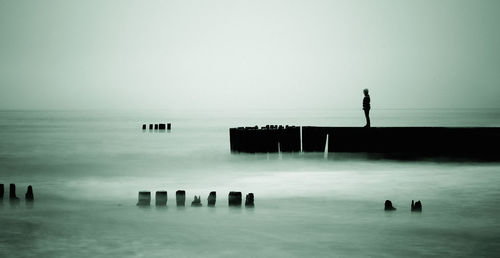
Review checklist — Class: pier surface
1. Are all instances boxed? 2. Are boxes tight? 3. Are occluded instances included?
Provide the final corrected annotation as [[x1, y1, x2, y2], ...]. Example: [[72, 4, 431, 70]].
[[230, 126, 500, 160]]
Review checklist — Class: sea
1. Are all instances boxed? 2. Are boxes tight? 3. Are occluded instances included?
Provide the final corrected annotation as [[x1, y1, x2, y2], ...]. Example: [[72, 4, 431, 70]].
[[0, 109, 499, 258]]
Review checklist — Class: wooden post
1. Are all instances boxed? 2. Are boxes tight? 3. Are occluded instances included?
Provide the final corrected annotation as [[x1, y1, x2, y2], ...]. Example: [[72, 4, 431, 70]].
[[25, 185, 34, 201], [155, 191, 167, 206], [176, 190, 186, 206], [207, 191, 216, 206], [137, 191, 151, 206], [228, 191, 242, 206]]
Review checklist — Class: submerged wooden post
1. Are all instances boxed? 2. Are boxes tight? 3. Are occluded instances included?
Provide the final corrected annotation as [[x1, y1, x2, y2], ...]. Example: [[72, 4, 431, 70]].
[[191, 195, 202, 207], [245, 193, 254, 207], [9, 184, 19, 202], [25, 185, 34, 202], [384, 200, 396, 211], [207, 191, 216, 206], [155, 191, 167, 206], [159, 124, 166, 130], [176, 190, 186, 206], [137, 191, 151, 206], [154, 124, 159, 130], [149, 124, 153, 130], [228, 191, 242, 206], [167, 123, 171, 130], [0, 184, 4, 200], [411, 200, 422, 212], [142, 124, 146, 130]]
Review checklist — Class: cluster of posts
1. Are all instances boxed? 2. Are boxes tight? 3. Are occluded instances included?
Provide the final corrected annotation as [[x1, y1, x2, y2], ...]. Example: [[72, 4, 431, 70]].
[[230, 125, 300, 153], [142, 123, 171, 131], [1, 184, 34, 204], [137, 190, 254, 207], [384, 200, 422, 212]]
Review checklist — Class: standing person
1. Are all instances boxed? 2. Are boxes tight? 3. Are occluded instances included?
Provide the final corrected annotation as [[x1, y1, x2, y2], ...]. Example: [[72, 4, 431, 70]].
[[363, 89, 371, 127]]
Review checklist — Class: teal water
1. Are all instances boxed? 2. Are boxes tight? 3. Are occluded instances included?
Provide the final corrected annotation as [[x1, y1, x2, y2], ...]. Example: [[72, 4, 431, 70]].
[[1, 109, 499, 257]]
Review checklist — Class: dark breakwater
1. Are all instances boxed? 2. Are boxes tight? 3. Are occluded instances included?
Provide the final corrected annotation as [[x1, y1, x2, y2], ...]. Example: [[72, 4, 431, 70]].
[[230, 126, 500, 161]]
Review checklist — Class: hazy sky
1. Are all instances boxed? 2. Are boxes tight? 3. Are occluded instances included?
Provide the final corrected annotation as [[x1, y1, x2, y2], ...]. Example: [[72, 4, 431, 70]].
[[1, 0, 499, 110]]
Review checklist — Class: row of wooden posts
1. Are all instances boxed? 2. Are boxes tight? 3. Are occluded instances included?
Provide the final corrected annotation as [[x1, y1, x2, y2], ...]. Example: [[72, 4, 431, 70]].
[[142, 123, 171, 130], [0, 184, 34, 202], [137, 190, 254, 207]]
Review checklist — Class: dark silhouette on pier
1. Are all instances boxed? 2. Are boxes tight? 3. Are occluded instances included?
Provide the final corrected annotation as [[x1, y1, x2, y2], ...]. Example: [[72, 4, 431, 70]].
[[384, 200, 396, 211], [363, 88, 371, 127]]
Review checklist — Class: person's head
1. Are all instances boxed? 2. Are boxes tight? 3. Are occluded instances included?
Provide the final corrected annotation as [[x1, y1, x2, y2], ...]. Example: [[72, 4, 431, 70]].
[[363, 88, 369, 96]]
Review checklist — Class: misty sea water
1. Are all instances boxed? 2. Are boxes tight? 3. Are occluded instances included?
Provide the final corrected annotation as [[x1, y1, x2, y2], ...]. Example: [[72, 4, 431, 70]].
[[0, 109, 499, 258]]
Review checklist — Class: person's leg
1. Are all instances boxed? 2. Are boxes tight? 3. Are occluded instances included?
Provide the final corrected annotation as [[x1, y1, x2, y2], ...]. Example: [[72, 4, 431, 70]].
[[364, 109, 371, 127]]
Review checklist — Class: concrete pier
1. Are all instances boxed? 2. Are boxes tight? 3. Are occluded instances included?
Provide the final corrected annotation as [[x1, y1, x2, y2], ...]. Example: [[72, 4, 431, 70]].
[[155, 191, 167, 206], [230, 126, 500, 160], [137, 191, 151, 206], [176, 190, 186, 206]]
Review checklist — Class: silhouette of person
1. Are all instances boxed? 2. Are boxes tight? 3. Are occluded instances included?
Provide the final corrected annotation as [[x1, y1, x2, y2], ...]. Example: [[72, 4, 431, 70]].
[[363, 89, 371, 127]]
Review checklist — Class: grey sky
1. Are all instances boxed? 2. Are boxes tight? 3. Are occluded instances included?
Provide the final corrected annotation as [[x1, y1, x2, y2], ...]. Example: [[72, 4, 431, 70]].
[[1, 0, 499, 110]]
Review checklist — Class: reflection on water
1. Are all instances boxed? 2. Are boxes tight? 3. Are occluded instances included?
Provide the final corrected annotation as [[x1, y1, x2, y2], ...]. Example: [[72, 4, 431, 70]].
[[0, 109, 499, 257]]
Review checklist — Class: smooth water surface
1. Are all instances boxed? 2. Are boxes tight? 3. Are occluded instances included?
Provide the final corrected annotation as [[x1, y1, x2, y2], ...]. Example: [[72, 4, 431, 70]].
[[1, 109, 499, 257]]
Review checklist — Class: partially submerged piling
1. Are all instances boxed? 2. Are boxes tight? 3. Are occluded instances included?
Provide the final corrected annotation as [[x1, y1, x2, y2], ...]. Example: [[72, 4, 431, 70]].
[[191, 196, 202, 207], [245, 193, 254, 207], [384, 200, 396, 211], [0, 184, 4, 201], [137, 191, 151, 206], [9, 184, 19, 202], [176, 190, 186, 206], [155, 191, 167, 206], [207, 191, 216, 206], [228, 192, 242, 206], [411, 200, 422, 212], [25, 185, 34, 202]]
